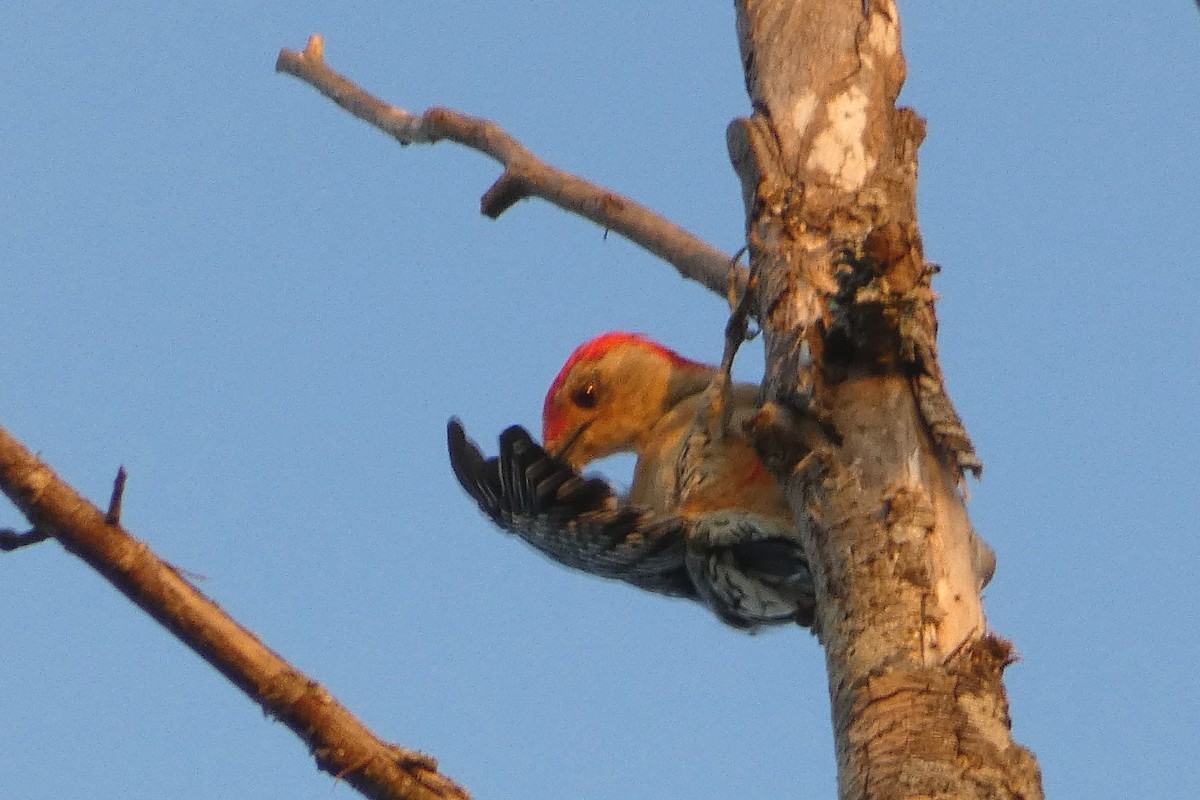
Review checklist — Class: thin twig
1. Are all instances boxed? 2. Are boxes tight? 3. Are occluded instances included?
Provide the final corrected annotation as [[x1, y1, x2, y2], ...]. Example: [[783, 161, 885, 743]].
[[106, 465, 127, 525], [275, 34, 747, 298], [0, 423, 468, 800], [0, 527, 51, 551], [707, 255, 759, 439]]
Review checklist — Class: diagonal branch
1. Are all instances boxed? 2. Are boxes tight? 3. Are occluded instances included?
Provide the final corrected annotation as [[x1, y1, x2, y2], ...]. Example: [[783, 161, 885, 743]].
[[0, 423, 469, 800], [275, 34, 745, 298]]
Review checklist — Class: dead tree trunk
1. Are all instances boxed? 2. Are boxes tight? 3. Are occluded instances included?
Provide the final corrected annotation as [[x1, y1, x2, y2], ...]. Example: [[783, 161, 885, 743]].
[[730, 2, 1044, 798]]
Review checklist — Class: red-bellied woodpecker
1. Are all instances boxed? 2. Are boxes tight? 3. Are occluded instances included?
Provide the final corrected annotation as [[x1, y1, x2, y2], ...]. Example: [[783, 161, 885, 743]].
[[448, 332, 815, 631]]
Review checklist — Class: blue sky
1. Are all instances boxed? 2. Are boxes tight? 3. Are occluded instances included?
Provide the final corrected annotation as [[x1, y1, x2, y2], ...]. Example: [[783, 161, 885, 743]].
[[3, 3, 1198, 798]]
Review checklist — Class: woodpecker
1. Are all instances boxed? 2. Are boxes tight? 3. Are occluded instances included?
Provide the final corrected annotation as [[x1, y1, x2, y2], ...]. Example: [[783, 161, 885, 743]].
[[448, 332, 815, 631]]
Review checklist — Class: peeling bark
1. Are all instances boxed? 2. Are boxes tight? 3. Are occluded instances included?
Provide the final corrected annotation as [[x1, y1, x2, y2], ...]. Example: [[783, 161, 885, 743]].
[[731, 2, 1042, 798]]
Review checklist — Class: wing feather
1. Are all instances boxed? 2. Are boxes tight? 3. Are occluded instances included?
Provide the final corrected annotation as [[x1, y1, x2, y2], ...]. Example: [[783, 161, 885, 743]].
[[448, 419, 696, 598]]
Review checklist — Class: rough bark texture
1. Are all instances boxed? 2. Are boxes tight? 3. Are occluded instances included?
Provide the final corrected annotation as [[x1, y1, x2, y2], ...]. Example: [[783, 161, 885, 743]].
[[730, 2, 1043, 798]]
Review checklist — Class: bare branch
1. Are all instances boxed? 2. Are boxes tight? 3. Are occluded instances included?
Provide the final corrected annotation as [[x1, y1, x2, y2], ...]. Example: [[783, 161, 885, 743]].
[[0, 423, 469, 800], [275, 34, 746, 298]]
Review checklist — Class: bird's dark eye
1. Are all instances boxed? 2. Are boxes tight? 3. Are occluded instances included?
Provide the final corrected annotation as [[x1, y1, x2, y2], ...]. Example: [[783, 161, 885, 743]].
[[572, 383, 598, 409]]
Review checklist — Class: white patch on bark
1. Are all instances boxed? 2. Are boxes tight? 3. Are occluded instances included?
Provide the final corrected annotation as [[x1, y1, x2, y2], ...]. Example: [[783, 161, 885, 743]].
[[806, 87, 874, 192], [791, 91, 818, 137], [904, 447, 923, 484], [798, 339, 812, 368], [958, 692, 1015, 750], [867, 2, 900, 59], [28, 465, 53, 498]]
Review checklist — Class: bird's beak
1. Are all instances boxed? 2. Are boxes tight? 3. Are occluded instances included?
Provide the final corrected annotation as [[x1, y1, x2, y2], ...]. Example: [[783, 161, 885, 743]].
[[548, 421, 590, 467]]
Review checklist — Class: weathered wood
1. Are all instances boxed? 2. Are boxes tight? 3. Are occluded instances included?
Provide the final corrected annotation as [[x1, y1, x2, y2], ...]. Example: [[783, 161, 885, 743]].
[[730, 2, 1042, 798]]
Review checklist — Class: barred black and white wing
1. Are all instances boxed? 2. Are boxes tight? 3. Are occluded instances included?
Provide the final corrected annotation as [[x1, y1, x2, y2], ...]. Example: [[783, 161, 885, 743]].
[[684, 512, 816, 630], [447, 419, 696, 598]]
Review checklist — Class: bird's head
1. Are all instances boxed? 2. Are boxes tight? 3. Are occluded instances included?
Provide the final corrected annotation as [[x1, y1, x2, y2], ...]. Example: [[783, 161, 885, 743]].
[[541, 332, 710, 469]]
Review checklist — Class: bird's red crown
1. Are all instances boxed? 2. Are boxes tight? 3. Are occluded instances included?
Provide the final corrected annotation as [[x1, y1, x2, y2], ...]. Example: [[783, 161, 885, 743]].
[[542, 332, 701, 445]]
